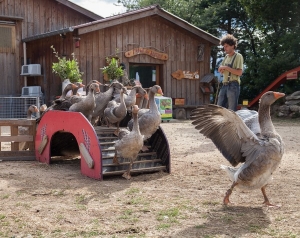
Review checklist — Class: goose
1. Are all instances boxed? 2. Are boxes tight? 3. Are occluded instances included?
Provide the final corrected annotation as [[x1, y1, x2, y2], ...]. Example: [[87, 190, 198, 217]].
[[91, 81, 124, 126], [113, 85, 148, 109], [69, 83, 100, 122], [39, 104, 48, 114], [19, 105, 39, 150], [73, 82, 85, 95], [113, 105, 144, 179], [103, 87, 127, 134], [236, 108, 260, 135], [85, 80, 102, 95], [36, 83, 78, 122], [54, 83, 78, 102], [190, 91, 285, 207], [128, 85, 163, 141]]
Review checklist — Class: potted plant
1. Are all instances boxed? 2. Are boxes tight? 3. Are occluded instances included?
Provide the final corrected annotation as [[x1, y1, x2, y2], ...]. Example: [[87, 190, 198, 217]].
[[51, 45, 83, 94], [101, 57, 124, 83]]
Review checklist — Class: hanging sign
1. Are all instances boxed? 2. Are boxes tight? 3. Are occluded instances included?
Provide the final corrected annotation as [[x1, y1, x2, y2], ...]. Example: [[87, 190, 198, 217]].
[[172, 70, 199, 80], [125, 47, 168, 60]]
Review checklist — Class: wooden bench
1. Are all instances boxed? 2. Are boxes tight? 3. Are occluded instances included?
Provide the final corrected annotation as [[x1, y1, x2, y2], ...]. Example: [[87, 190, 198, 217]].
[[172, 105, 198, 119]]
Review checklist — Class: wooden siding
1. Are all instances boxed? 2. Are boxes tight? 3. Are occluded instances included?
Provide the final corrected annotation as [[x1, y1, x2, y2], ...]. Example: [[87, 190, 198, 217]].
[[0, 0, 98, 96], [26, 15, 214, 106]]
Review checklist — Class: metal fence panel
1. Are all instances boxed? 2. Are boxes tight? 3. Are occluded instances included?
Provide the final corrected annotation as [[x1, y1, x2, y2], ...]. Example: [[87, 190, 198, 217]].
[[0, 96, 42, 119]]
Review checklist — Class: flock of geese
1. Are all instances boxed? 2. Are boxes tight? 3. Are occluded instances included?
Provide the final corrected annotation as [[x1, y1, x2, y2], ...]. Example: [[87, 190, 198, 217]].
[[31, 80, 163, 180], [25, 86, 286, 206]]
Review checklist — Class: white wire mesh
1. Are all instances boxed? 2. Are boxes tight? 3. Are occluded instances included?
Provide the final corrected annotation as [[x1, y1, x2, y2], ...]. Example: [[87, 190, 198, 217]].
[[0, 96, 42, 119]]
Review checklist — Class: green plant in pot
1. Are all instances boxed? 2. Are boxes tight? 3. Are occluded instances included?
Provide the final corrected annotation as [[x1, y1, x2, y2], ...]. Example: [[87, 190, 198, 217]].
[[101, 57, 124, 83], [51, 45, 84, 95], [51, 45, 83, 83]]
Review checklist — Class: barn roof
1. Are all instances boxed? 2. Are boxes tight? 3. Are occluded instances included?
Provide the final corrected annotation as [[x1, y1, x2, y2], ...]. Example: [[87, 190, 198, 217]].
[[55, 0, 103, 20], [23, 4, 220, 45]]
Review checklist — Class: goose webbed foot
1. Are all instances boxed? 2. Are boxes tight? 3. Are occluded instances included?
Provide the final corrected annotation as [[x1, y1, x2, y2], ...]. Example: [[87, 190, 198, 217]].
[[112, 154, 119, 165], [223, 188, 233, 205], [141, 145, 149, 152], [262, 200, 281, 208], [261, 186, 281, 208], [223, 182, 238, 205], [122, 161, 132, 180], [122, 170, 131, 180]]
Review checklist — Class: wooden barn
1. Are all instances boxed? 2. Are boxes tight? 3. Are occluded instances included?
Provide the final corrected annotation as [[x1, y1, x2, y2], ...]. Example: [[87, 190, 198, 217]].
[[1, 1, 219, 118]]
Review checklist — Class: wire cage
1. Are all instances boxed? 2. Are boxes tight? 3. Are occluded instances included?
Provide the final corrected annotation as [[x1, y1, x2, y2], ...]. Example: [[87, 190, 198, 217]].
[[0, 96, 43, 119]]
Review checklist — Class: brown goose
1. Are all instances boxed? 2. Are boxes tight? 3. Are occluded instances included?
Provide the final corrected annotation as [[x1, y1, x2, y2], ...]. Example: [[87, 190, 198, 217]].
[[69, 83, 100, 122], [91, 81, 124, 125], [113, 105, 144, 179], [114, 85, 148, 109], [54, 83, 78, 102], [103, 87, 127, 133], [85, 80, 101, 95], [19, 105, 39, 150], [190, 91, 285, 207], [128, 85, 163, 141]]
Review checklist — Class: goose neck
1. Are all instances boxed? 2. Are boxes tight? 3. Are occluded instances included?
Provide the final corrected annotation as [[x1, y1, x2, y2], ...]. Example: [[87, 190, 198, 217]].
[[258, 103, 275, 133]]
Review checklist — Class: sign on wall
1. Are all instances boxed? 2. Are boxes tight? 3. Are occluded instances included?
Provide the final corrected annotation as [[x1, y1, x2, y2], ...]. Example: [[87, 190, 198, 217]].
[[125, 47, 168, 60], [171, 70, 199, 80]]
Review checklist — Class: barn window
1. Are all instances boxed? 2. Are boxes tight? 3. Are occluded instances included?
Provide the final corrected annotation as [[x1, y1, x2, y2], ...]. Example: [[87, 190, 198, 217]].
[[0, 24, 15, 53], [129, 64, 161, 88]]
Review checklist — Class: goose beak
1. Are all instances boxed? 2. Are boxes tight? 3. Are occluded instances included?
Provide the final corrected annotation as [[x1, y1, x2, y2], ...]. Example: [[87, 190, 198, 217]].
[[274, 92, 285, 99], [144, 93, 149, 100], [157, 89, 164, 96]]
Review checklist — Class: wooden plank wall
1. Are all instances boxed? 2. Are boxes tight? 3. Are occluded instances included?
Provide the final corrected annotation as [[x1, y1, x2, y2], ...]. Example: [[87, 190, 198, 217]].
[[0, 0, 97, 97], [26, 15, 214, 106]]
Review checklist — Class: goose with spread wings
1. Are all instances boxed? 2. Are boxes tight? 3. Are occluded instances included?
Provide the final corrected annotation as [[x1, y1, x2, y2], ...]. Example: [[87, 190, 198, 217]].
[[190, 91, 285, 206]]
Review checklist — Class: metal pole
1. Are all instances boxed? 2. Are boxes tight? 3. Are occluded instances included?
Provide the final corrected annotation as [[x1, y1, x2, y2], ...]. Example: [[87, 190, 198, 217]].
[[23, 42, 27, 86]]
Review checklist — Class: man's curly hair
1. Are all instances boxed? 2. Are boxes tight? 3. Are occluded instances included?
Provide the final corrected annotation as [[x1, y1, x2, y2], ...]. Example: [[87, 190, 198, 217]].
[[220, 34, 238, 49]]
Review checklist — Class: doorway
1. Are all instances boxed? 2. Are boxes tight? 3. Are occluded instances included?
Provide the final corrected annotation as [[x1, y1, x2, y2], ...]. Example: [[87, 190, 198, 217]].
[[129, 63, 161, 88]]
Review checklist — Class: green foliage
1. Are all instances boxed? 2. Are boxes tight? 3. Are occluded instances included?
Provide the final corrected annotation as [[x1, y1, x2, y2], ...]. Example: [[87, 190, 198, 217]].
[[101, 57, 124, 81], [51, 45, 83, 83]]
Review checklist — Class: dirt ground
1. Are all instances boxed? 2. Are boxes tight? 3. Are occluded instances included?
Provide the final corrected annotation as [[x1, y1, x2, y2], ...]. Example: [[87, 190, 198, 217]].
[[0, 118, 300, 238]]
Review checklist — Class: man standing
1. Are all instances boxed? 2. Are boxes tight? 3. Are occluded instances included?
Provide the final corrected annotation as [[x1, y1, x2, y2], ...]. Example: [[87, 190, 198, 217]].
[[217, 34, 243, 111]]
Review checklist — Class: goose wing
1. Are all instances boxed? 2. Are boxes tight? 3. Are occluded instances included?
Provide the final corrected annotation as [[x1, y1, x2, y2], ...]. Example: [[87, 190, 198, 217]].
[[190, 104, 262, 166]]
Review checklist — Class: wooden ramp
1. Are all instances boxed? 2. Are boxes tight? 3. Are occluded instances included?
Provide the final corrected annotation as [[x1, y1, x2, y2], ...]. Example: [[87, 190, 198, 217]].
[[35, 110, 170, 180]]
